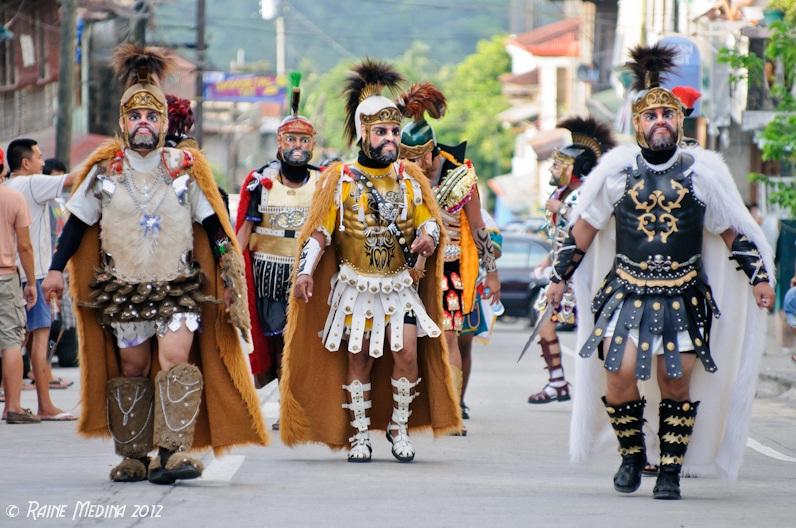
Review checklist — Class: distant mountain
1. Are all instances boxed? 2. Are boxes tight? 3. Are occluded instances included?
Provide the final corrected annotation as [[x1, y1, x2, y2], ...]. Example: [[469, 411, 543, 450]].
[[151, 0, 509, 72]]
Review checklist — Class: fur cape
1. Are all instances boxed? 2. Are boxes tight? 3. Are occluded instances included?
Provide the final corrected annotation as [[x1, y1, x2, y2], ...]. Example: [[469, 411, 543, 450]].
[[279, 161, 462, 449], [69, 139, 268, 454], [568, 143, 773, 480], [235, 168, 273, 379]]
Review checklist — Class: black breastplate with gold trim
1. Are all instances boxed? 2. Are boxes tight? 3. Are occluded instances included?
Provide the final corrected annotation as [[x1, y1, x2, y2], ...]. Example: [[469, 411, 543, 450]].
[[614, 153, 705, 286]]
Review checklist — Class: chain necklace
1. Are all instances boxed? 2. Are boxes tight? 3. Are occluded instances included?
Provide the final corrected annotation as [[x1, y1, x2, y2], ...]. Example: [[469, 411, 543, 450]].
[[122, 164, 171, 238]]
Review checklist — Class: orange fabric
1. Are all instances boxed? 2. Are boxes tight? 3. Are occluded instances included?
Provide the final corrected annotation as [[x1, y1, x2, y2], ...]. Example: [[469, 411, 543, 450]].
[[279, 161, 461, 449], [458, 209, 479, 314], [68, 139, 268, 455]]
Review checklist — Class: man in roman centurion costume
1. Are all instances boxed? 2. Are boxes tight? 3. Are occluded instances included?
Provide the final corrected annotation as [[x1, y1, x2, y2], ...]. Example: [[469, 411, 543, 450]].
[[280, 60, 460, 463], [235, 73, 320, 416], [526, 117, 615, 405], [547, 44, 775, 500], [397, 82, 501, 427], [42, 45, 267, 484]]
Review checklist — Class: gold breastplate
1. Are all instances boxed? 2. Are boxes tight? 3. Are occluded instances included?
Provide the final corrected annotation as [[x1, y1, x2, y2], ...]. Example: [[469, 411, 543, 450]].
[[249, 172, 317, 258], [335, 167, 415, 275]]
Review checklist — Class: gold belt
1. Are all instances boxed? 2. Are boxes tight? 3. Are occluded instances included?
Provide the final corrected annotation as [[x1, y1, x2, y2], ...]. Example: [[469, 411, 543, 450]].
[[617, 268, 698, 288]]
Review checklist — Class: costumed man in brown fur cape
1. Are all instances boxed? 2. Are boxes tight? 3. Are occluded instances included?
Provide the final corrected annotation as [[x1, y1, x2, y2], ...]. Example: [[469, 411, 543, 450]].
[[42, 45, 268, 485], [280, 60, 461, 463]]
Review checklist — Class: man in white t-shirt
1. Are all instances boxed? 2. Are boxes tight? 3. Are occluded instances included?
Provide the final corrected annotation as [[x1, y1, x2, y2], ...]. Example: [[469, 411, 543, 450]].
[[5, 138, 75, 421]]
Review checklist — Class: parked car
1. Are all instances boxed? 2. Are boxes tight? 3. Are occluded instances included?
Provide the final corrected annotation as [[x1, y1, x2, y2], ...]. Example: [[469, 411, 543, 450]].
[[497, 232, 551, 325]]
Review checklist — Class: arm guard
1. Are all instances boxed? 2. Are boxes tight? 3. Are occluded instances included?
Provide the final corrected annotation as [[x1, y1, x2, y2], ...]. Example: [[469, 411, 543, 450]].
[[202, 214, 234, 285], [474, 226, 498, 273], [50, 215, 89, 272], [418, 219, 440, 248], [297, 236, 323, 277], [551, 227, 586, 283], [729, 234, 769, 285]]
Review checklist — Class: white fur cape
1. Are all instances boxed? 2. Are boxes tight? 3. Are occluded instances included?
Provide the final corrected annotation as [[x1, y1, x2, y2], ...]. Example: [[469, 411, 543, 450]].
[[568, 143, 773, 481]]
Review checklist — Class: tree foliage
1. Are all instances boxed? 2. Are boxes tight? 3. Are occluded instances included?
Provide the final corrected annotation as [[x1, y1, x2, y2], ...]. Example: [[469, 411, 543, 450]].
[[720, 18, 796, 216]]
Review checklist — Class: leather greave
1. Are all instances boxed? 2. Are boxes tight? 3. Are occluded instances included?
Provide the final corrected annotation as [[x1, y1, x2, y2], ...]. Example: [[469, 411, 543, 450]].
[[390, 377, 421, 432], [658, 399, 699, 471], [603, 397, 646, 459], [153, 363, 203, 452], [107, 377, 154, 458], [342, 380, 372, 451]]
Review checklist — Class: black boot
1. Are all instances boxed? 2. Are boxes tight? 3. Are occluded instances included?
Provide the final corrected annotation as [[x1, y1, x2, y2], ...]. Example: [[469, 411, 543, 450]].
[[604, 397, 646, 494], [653, 399, 699, 500]]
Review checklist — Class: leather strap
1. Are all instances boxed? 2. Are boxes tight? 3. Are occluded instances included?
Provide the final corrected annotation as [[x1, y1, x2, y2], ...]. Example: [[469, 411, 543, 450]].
[[348, 166, 416, 268]]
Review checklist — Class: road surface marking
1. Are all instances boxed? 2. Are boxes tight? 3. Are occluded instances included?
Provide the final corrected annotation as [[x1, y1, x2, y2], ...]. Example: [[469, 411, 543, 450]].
[[200, 455, 246, 482], [746, 437, 796, 463], [561, 344, 796, 464]]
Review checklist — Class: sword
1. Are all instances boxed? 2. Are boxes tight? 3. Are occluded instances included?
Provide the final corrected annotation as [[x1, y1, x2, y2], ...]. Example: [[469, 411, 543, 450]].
[[517, 303, 552, 363]]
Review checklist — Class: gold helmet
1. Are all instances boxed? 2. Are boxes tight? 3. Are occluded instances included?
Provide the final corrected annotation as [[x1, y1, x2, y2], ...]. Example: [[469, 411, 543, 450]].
[[111, 44, 172, 149], [343, 59, 404, 158], [625, 44, 684, 148]]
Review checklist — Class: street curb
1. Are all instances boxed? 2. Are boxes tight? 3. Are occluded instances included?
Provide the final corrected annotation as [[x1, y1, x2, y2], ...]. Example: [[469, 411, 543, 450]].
[[759, 369, 796, 391]]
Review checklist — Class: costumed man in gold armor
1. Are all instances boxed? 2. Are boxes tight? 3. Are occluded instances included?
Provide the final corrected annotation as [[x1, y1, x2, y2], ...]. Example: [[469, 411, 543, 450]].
[[280, 60, 461, 463], [42, 45, 267, 485], [397, 82, 501, 430], [236, 73, 320, 431]]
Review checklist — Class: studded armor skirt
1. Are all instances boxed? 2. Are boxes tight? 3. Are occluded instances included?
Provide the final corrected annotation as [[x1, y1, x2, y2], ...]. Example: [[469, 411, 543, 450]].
[[83, 264, 219, 328], [579, 267, 720, 380]]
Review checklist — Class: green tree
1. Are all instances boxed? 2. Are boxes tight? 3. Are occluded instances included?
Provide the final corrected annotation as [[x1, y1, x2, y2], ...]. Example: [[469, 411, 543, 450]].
[[720, 19, 796, 215], [435, 35, 513, 180]]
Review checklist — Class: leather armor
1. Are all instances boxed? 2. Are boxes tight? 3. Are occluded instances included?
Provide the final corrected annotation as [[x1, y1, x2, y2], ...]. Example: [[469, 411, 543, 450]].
[[579, 153, 720, 379]]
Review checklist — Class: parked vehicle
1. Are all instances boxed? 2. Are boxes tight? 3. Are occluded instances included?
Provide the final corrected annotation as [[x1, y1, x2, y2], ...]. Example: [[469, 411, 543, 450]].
[[497, 233, 551, 325]]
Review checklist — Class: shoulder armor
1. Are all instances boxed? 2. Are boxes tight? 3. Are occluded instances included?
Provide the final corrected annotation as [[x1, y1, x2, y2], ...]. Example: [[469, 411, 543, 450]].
[[435, 162, 477, 213], [162, 147, 194, 179]]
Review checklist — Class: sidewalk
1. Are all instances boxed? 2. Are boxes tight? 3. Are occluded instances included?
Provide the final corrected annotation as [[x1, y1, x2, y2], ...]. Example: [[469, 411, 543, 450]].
[[759, 313, 796, 398]]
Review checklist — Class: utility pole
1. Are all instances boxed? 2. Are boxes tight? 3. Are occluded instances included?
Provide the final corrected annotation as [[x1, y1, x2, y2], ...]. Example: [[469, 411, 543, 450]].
[[132, 1, 148, 45], [194, 0, 206, 146], [55, 0, 77, 165]]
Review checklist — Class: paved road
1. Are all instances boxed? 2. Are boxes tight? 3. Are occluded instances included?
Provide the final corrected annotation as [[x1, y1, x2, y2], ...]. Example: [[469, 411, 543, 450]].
[[1, 321, 794, 527]]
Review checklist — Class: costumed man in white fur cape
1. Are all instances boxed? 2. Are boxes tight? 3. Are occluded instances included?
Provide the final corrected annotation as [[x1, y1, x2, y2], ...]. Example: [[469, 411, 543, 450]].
[[546, 43, 775, 501]]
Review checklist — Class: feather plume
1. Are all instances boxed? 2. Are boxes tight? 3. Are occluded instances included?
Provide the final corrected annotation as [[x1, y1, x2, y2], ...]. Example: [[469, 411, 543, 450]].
[[288, 71, 302, 117], [343, 59, 404, 146], [111, 43, 172, 89], [166, 94, 194, 137], [557, 116, 616, 156], [397, 82, 447, 122], [672, 86, 701, 109], [625, 44, 678, 92]]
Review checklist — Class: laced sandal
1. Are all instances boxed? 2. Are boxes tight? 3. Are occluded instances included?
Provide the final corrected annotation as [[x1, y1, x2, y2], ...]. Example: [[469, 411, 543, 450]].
[[347, 431, 372, 463], [527, 382, 571, 404]]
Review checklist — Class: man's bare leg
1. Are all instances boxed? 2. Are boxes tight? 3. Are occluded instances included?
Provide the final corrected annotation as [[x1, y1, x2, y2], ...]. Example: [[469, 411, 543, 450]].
[[2, 348, 29, 418], [30, 327, 66, 417], [458, 333, 473, 418]]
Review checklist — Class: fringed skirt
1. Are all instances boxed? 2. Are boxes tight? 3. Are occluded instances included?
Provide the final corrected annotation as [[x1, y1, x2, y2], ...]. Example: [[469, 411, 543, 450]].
[[579, 269, 720, 380], [321, 264, 441, 357]]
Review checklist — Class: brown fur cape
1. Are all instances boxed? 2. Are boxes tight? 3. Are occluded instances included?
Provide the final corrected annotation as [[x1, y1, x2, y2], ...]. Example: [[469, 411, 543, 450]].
[[68, 139, 268, 454], [279, 161, 462, 449]]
